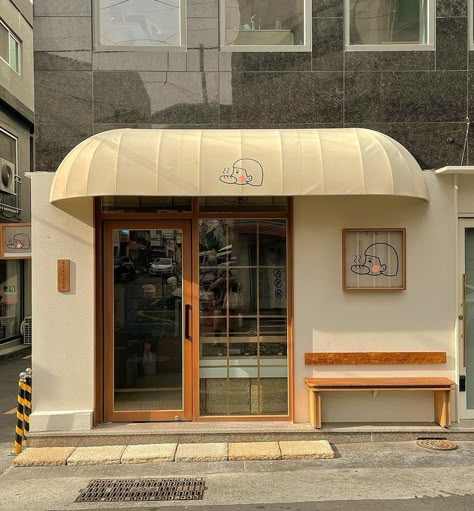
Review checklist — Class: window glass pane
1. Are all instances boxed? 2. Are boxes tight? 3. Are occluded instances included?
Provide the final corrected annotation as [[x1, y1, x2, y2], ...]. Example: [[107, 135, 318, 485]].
[[199, 219, 288, 416], [199, 196, 288, 213], [0, 260, 21, 341], [0, 130, 17, 165], [223, 0, 306, 47], [102, 196, 192, 213], [350, 0, 427, 46], [9, 35, 19, 72], [98, 0, 182, 47], [0, 23, 8, 62]]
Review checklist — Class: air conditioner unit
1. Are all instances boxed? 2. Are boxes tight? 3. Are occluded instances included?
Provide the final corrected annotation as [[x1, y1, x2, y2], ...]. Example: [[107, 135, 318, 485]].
[[0, 158, 15, 195], [21, 316, 32, 345]]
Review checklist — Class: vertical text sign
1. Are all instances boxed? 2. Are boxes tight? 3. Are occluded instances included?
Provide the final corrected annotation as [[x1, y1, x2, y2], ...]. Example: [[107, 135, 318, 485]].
[[57, 259, 71, 292]]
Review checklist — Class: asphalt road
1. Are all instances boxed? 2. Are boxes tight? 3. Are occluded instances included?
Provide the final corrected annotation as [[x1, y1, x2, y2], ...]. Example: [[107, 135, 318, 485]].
[[74, 498, 474, 511]]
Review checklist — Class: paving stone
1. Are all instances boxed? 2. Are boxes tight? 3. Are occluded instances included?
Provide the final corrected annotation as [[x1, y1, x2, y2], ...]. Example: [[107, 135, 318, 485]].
[[67, 446, 125, 465], [13, 447, 75, 467], [279, 440, 335, 460], [228, 442, 281, 461], [121, 443, 177, 464], [175, 443, 228, 462]]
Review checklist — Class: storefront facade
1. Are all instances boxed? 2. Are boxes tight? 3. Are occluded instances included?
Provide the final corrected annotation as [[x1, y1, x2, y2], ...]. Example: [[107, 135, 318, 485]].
[[31, 0, 474, 431]]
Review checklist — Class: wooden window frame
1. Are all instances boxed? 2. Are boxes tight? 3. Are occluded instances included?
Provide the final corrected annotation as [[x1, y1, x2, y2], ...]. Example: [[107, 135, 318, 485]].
[[94, 197, 294, 425]]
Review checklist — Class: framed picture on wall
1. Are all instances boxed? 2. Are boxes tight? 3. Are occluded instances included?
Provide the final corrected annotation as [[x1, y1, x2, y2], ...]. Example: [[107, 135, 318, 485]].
[[343, 228, 406, 291]]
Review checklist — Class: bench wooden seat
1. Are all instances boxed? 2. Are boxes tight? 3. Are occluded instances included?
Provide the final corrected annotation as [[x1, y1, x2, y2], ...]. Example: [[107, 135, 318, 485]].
[[305, 377, 455, 429]]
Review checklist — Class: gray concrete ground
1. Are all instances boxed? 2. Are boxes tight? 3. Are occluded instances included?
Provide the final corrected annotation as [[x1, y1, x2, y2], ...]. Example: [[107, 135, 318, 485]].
[[0, 354, 31, 475], [0, 441, 473, 511]]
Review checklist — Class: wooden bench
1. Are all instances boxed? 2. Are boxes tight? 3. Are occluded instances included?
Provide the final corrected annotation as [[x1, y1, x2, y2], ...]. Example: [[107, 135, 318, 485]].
[[305, 377, 456, 429]]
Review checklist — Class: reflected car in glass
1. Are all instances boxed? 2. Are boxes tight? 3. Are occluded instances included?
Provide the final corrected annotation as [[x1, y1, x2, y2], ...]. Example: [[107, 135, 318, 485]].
[[149, 257, 174, 276]]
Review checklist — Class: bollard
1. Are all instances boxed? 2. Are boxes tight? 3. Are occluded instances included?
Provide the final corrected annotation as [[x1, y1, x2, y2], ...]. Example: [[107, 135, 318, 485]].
[[12, 372, 27, 455], [22, 370, 32, 448]]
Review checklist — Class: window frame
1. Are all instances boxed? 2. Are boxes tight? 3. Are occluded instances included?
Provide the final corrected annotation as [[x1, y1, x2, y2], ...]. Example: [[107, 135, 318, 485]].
[[344, 0, 436, 52], [0, 19, 21, 74], [219, 0, 312, 53], [469, 0, 474, 50], [93, 0, 187, 52], [0, 127, 19, 169]]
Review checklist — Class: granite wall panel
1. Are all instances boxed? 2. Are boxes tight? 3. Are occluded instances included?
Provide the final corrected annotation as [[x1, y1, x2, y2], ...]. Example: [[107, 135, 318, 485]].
[[33, 0, 474, 170]]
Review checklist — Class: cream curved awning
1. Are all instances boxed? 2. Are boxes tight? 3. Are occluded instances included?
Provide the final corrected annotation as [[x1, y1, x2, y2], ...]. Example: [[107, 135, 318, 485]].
[[50, 128, 429, 203]]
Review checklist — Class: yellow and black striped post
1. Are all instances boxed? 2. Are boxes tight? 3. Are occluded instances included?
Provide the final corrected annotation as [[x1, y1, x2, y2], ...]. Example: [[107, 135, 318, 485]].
[[22, 369, 32, 448], [12, 372, 26, 455]]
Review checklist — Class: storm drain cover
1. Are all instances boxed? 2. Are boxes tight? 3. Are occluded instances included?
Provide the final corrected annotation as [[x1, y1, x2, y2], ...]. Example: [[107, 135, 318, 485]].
[[416, 439, 458, 451], [76, 478, 206, 502]]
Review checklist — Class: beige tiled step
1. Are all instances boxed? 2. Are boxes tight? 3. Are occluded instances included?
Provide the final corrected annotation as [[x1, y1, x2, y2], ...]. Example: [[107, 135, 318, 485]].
[[13, 440, 334, 467]]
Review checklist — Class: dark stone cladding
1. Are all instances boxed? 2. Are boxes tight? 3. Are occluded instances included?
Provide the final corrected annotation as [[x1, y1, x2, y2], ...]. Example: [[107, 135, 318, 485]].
[[33, 0, 472, 171]]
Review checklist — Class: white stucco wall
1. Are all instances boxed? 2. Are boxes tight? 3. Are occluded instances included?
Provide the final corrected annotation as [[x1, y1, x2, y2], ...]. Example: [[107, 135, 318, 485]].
[[293, 173, 457, 423], [30, 173, 95, 431], [29, 170, 458, 430]]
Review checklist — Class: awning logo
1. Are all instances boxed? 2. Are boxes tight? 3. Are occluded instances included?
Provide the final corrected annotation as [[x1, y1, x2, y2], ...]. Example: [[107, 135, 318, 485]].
[[220, 159, 264, 187]]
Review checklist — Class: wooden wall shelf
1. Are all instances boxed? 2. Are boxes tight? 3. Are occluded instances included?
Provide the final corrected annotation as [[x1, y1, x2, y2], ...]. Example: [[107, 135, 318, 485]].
[[304, 352, 447, 365]]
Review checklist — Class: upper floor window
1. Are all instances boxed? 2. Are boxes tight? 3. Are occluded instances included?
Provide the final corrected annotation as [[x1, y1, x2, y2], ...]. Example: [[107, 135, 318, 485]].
[[0, 20, 20, 73], [345, 0, 435, 51], [95, 0, 186, 50], [220, 0, 311, 52]]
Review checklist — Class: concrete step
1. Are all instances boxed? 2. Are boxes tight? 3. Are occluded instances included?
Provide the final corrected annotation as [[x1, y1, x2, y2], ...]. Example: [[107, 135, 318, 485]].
[[27, 422, 474, 448], [0, 339, 30, 361]]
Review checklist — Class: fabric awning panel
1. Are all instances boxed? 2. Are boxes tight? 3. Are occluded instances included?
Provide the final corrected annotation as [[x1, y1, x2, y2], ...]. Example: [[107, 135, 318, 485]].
[[50, 128, 429, 203]]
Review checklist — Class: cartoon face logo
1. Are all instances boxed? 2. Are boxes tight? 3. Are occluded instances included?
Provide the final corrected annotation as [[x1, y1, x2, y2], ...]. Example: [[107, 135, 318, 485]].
[[351, 243, 399, 277], [220, 159, 264, 187], [6, 233, 30, 251]]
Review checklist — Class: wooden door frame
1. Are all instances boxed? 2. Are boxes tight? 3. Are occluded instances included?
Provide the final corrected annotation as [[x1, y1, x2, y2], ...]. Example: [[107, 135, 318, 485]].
[[458, 219, 474, 420], [94, 198, 295, 425], [102, 219, 193, 422]]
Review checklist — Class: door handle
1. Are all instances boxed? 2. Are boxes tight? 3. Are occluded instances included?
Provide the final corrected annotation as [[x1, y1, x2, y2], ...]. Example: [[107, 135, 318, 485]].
[[185, 304, 192, 340]]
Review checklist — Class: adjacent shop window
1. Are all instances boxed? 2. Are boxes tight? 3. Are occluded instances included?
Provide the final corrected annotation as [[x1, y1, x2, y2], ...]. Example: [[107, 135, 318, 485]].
[[345, 0, 434, 51], [199, 219, 288, 416], [0, 19, 20, 73], [0, 260, 22, 341], [95, 0, 186, 49], [220, 0, 311, 51]]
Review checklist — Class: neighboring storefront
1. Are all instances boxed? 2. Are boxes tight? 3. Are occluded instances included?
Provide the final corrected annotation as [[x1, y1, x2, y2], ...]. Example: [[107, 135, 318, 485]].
[[29, 127, 473, 431]]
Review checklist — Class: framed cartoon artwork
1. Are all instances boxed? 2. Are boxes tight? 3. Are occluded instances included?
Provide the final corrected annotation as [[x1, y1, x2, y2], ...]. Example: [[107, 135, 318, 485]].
[[342, 228, 406, 291], [0, 223, 31, 259]]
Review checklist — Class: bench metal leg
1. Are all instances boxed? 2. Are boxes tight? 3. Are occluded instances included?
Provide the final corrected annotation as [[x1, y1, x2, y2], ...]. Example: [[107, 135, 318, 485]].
[[308, 389, 321, 429], [434, 390, 451, 428]]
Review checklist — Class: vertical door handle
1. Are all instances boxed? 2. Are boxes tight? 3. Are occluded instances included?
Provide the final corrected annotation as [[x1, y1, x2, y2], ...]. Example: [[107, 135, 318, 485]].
[[185, 304, 192, 340], [462, 273, 467, 367]]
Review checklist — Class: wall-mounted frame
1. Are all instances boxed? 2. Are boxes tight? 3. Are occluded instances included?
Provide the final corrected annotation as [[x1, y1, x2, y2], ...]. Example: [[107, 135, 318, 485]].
[[342, 228, 406, 291], [0, 223, 31, 259]]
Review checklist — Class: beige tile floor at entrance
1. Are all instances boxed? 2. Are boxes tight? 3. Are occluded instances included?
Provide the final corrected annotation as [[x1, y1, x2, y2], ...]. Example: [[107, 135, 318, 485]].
[[12, 440, 335, 466]]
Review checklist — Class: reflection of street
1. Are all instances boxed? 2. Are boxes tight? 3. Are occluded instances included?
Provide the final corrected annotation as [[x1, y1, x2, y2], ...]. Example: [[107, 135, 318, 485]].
[[113, 228, 184, 412]]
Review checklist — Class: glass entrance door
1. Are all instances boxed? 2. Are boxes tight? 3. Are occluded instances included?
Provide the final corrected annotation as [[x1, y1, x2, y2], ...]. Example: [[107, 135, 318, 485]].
[[459, 220, 474, 419], [104, 221, 192, 421]]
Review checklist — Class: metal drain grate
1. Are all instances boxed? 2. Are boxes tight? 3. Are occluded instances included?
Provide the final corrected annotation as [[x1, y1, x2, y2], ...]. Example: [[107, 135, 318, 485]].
[[416, 439, 458, 451], [76, 478, 206, 502]]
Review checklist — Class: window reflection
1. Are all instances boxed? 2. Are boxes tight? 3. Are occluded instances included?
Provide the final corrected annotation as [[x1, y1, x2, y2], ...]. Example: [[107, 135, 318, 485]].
[[222, 0, 306, 48], [199, 219, 288, 416], [98, 0, 183, 47], [350, 0, 428, 46]]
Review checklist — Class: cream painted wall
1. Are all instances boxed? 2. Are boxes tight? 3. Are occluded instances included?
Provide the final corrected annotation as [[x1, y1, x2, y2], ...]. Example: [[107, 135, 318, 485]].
[[457, 175, 474, 215], [30, 173, 95, 431], [293, 173, 457, 423]]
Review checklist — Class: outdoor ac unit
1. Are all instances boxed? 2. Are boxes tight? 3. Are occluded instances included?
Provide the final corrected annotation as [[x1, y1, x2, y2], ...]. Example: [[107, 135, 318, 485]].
[[0, 158, 15, 195], [21, 316, 32, 345]]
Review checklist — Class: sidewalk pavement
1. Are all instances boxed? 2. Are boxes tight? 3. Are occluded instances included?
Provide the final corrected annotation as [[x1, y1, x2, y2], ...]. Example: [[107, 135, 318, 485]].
[[0, 441, 473, 511]]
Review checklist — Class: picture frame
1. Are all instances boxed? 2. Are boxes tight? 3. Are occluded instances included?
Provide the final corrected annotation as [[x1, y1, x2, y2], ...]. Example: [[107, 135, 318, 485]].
[[342, 228, 406, 291], [0, 223, 31, 259]]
